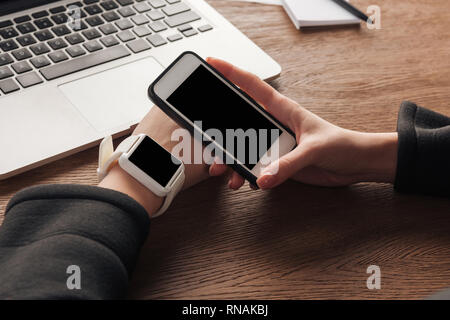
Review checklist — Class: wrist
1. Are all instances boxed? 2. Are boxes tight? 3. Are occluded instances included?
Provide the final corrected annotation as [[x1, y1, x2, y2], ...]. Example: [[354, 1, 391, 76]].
[[99, 163, 164, 218], [350, 131, 398, 183]]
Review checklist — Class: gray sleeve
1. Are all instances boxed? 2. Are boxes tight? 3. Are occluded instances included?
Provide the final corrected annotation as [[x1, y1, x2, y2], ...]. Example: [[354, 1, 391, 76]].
[[0, 184, 150, 299]]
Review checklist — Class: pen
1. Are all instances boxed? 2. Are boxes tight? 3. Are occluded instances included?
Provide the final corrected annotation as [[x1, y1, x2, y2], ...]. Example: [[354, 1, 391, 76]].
[[332, 0, 373, 24]]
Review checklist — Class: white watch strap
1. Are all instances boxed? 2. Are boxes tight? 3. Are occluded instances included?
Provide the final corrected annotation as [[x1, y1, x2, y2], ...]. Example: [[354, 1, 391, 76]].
[[152, 170, 185, 218], [97, 135, 184, 218], [97, 135, 140, 181]]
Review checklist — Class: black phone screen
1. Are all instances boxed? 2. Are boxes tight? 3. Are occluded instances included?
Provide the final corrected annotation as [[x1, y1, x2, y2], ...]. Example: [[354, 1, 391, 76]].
[[167, 64, 280, 169]]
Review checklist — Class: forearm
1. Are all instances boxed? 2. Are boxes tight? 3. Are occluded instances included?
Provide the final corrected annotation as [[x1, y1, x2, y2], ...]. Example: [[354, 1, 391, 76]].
[[349, 131, 399, 184]]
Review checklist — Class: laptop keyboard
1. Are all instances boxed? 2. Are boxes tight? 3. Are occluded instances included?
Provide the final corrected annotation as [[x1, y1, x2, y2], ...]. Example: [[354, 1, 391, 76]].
[[0, 0, 213, 95]]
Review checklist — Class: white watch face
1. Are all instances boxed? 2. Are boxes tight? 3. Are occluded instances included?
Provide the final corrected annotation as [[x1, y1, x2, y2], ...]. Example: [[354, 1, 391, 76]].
[[119, 135, 184, 197]]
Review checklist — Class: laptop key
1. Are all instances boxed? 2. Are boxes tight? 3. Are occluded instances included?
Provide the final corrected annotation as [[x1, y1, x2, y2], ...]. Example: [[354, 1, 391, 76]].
[[84, 40, 103, 52], [35, 18, 54, 29], [164, 11, 200, 28], [12, 61, 32, 74], [14, 15, 32, 24], [149, 21, 167, 32], [82, 28, 101, 40], [166, 0, 181, 3], [0, 53, 13, 66], [117, 30, 136, 42], [183, 28, 198, 37], [162, 3, 190, 16], [16, 23, 37, 34], [0, 20, 12, 28], [127, 39, 151, 53], [146, 33, 167, 47], [30, 56, 51, 68], [49, 6, 66, 14], [17, 34, 37, 46], [32, 11, 49, 19], [0, 27, 19, 39], [52, 25, 71, 36], [134, 2, 152, 13], [117, 0, 134, 6], [149, 0, 166, 8], [0, 66, 13, 80], [100, 0, 119, 11], [40, 45, 131, 80], [0, 40, 19, 52], [67, 1, 83, 7], [102, 11, 120, 22], [51, 13, 69, 24], [85, 5, 103, 15], [0, 79, 20, 94], [34, 30, 54, 41], [167, 33, 182, 42], [66, 33, 85, 45], [69, 21, 88, 31], [198, 24, 213, 32], [100, 23, 118, 35], [115, 19, 133, 30], [66, 45, 86, 57], [100, 35, 120, 47], [131, 14, 149, 25], [30, 43, 51, 55], [133, 25, 152, 37], [147, 10, 165, 21], [16, 72, 44, 88], [118, 7, 136, 17], [12, 48, 32, 61], [86, 16, 104, 27], [177, 24, 192, 32], [48, 50, 69, 63], [48, 38, 68, 50]]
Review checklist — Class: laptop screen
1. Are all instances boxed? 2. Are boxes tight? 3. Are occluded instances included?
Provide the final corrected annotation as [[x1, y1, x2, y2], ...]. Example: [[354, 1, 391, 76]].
[[0, 0, 60, 16]]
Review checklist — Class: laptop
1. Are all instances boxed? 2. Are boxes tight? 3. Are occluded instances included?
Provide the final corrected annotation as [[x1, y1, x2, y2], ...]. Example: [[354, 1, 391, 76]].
[[0, 0, 281, 180]]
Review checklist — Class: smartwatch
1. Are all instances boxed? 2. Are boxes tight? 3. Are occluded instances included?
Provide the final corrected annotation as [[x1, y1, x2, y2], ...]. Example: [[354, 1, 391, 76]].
[[97, 134, 185, 218]]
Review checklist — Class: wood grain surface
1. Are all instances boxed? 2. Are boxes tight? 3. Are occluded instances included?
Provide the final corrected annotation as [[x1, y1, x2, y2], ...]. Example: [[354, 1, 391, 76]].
[[1, 0, 450, 299]]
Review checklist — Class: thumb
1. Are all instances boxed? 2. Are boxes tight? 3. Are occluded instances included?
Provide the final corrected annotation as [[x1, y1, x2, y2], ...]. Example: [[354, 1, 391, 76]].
[[257, 146, 310, 189]]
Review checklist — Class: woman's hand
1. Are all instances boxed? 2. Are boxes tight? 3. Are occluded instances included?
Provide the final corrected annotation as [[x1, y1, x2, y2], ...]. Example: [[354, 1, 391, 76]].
[[207, 58, 398, 190]]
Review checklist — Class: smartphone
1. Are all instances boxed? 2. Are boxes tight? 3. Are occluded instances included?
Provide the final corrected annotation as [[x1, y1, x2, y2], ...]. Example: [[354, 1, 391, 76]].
[[148, 51, 296, 186]]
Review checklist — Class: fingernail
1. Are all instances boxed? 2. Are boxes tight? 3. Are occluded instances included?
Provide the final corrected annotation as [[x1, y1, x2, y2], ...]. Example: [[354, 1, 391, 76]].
[[257, 174, 276, 189]]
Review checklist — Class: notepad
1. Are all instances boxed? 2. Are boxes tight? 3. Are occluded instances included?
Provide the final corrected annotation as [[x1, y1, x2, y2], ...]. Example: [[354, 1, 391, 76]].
[[281, 0, 360, 29]]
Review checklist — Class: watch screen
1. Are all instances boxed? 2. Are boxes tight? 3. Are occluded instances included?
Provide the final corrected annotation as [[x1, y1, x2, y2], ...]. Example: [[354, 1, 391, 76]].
[[129, 136, 181, 187]]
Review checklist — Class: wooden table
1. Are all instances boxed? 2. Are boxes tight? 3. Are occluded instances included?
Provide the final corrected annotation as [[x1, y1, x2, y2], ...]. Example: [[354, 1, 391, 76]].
[[1, 0, 450, 299]]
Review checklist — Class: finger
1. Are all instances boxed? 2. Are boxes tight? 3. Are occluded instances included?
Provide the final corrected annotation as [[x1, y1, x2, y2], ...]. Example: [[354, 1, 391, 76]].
[[256, 146, 311, 189], [206, 57, 297, 126], [228, 171, 245, 190], [209, 162, 228, 176]]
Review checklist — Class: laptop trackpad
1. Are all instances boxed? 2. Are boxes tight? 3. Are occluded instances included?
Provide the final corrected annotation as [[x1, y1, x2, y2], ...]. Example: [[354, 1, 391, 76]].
[[59, 56, 164, 133]]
